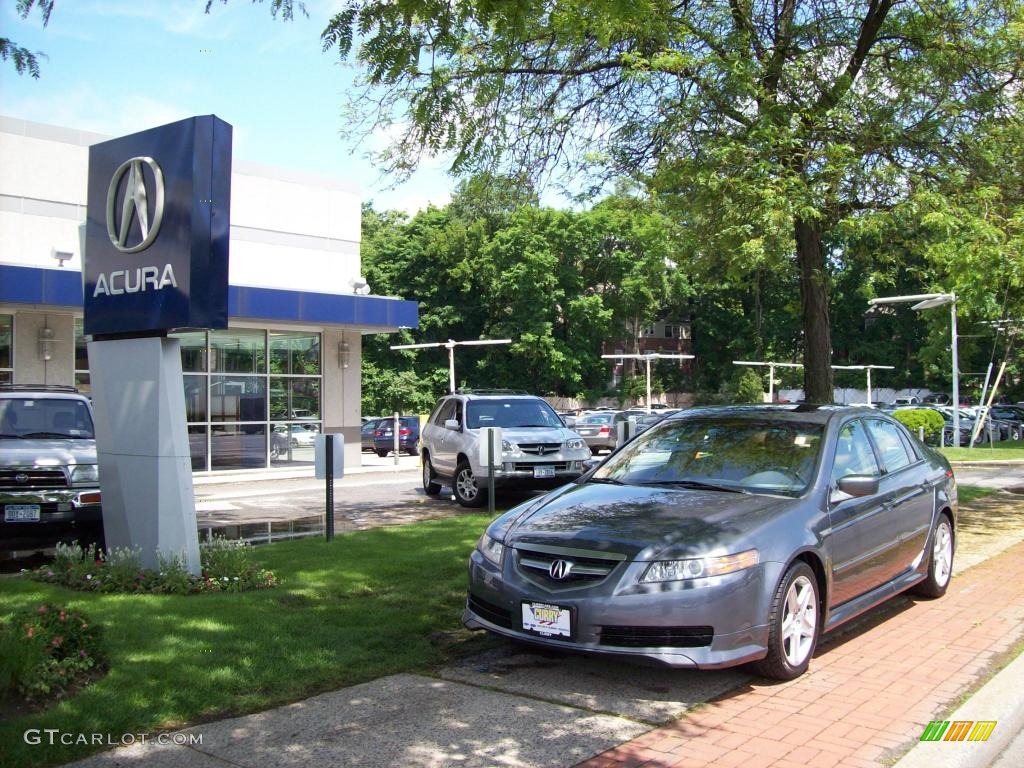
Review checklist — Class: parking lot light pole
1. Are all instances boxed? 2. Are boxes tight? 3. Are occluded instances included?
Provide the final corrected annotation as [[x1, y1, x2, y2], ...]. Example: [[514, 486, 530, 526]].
[[732, 360, 804, 402], [830, 364, 895, 405], [390, 338, 513, 394], [868, 293, 959, 446], [602, 353, 695, 411]]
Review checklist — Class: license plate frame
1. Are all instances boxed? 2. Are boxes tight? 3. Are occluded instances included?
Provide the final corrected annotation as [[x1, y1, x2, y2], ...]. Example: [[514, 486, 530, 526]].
[[533, 465, 556, 479], [4, 504, 41, 522], [521, 600, 574, 639]]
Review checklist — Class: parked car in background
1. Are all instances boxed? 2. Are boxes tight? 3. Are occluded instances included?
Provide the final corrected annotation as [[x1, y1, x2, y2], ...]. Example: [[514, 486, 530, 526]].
[[361, 418, 383, 453], [373, 415, 421, 457], [923, 393, 951, 406], [989, 406, 1024, 440], [421, 392, 590, 507], [270, 423, 317, 459], [574, 411, 627, 453], [1, 385, 104, 552], [464, 405, 957, 680], [893, 395, 921, 406]]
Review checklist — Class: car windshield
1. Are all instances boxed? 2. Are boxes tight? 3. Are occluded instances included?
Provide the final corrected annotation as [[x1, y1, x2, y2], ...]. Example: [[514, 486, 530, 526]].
[[466, 399, 564, 429], [591, 417, 824, 496], [0, 398, 95, 439]]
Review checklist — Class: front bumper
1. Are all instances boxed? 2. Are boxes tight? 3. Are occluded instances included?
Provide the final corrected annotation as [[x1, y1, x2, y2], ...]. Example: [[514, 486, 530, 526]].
[[484, 464, 586, 489], [1, 489, 103, 550], [464, 547, 780, 669]]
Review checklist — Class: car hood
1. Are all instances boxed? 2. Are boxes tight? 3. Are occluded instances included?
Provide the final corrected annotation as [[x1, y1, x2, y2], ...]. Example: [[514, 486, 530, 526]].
[[499, 427, 577, 443], [0, 438, 97, 467], [503, 481, 795, 560]]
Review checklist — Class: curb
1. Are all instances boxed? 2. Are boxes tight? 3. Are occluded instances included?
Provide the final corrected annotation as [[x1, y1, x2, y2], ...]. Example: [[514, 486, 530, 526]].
[[892, 648, 1024, 768]]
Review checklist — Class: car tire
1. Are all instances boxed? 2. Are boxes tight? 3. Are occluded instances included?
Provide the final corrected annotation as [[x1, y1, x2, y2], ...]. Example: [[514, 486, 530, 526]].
[[422, 455, 442, 496], [375, 449, 389, 458], [453, 460, 487, 508], [912, 515, 954, 598], [751, 561, 820, 681]]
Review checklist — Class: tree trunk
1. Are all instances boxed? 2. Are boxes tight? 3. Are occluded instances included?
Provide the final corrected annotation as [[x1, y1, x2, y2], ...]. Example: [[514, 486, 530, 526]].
[[795, 217, 833, 402]]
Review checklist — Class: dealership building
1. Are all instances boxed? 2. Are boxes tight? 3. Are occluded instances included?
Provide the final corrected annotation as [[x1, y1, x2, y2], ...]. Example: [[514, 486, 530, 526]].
[[0, 115, 418, 474]]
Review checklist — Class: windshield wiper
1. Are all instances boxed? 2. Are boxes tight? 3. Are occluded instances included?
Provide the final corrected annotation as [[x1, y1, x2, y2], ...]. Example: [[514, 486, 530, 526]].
[[587, 476, 625, 485], [640, 479, 746, 494], [20, 431, 76, 439]]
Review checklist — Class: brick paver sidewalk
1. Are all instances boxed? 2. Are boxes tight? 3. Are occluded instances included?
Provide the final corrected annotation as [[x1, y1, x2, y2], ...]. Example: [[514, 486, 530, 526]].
[[579, 539, 1024, 768]]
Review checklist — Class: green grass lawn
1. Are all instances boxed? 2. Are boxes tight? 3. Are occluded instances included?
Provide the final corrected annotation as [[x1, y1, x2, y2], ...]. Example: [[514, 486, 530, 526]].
[[940, 441, 1024, 462], [0, 513, 495, 768], [957, 485, 999, 504]]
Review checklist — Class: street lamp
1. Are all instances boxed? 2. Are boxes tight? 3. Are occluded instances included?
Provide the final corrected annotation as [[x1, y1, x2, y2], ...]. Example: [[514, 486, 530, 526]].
[[732, 360, 803, 403], [389, 338, 512, 394], [602, 353, 694, 411], [830, 365, 895, 405], [867, 293, 959, 446]]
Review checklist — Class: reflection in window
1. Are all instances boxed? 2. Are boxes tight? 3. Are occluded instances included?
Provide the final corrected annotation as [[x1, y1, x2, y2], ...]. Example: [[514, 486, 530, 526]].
[[1, 314, 12, 383], [183, 375, 208, 422], [176, 331, 208, 373], [270, 332, 320, 375], [269, 377, 321, 421], [210, 376, 266, 422], [211, 329, 265, 374], [188, 426, 208, 472], [270, 422, 317, 466], [211, 424, 267, 470]]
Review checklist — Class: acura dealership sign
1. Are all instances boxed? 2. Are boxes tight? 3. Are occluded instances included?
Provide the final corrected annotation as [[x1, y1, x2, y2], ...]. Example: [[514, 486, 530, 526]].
[[84, 115, 232, 336]]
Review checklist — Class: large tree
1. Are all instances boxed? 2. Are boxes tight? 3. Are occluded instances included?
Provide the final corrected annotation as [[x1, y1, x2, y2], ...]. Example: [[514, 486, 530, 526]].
[[323, 0, 1022, 401]]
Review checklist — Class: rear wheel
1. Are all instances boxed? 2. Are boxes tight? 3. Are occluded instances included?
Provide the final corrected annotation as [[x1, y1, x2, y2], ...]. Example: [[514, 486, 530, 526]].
[[375, 449, 388, 458], [453, 460, 486, 508], [422, 456, 442, 496], [751, 561, 819, 681], [912, 515, 954, 598]]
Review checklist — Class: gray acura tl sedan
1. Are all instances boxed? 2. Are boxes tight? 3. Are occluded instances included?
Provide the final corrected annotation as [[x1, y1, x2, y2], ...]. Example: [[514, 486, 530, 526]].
[[463, 405, 957, 680]]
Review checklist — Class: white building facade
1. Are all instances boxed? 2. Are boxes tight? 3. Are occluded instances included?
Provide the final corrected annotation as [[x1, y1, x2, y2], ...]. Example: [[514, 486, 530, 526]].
[[0, 116, 417, 473]]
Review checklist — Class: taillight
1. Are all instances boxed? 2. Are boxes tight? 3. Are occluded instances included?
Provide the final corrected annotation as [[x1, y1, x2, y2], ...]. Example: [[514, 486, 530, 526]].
[[399, 427, 411, 436], [599, 426, 611, 435], [374, 429, 384, 437]]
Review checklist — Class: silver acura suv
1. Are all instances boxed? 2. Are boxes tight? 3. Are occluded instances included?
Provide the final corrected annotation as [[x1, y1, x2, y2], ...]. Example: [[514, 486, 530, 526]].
[[421, 392, 591, 507]]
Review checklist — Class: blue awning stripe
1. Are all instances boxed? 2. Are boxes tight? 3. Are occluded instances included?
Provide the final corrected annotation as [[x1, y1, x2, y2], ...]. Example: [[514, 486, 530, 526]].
[[0, 265, 419, 330]]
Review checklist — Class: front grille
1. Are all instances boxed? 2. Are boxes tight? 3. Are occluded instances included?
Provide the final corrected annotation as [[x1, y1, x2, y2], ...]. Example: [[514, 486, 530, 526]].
[[511, 462, 570, 472], [598, 625, 714, 648], [518, 443, 562, 456], [514, 545, 623, 589], [0, 468, 68, 491], [467, 593, 514, 629]]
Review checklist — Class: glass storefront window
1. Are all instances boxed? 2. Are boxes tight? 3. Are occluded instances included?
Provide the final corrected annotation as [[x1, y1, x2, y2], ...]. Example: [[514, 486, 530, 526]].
[[210, 375, 266, 423], [270, 331, 320, 376], [270, 422, 317, 466], [177, 332, 209, 373], [1, 314, 13, 379], [212, 329, 265, 374], [211, 424, 267, 470], [73, 319, 90, 394], [269, 377, 321, 421], [188, 426, 208, 472], [184, 375, 208, 422]]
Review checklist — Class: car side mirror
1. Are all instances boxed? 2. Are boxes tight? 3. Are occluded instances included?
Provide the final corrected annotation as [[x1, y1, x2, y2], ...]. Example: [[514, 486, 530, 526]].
[[444, 419, 460, 430], [835, 475, 880, 498]]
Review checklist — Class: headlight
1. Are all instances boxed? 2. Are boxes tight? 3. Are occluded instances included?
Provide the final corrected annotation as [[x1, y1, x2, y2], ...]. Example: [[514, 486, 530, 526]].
[[641, 549, 759, 583], [70, 464, 99, 484], [477, 533, 505, 567], [564, 438, 586, 450]]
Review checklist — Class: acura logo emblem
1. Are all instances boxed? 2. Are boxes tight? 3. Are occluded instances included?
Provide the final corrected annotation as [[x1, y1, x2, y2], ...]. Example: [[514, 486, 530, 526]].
[[15, 473, 29, 484], [106, 156, 165, 253], [549, 560, 574, 580]]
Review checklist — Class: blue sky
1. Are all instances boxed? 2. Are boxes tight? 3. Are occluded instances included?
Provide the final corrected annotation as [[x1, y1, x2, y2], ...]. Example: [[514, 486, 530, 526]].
[[1, 0, 456, 214]]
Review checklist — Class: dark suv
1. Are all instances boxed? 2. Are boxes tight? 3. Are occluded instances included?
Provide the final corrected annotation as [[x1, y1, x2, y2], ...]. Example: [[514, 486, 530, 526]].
[[0, 386, 104, 552], [373, 416, 421, 457]]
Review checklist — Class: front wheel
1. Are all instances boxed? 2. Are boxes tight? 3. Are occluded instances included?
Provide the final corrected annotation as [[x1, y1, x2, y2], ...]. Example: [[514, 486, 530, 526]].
[[912, 516, 954, 598], [751, 561, 820, 681], [453, 461, 487, 508], [422, 456, 442, 496]]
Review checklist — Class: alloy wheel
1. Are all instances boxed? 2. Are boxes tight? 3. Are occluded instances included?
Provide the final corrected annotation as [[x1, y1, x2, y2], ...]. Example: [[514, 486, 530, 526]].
[[782, 575, 817, 667], [933, 521, 953, 588]]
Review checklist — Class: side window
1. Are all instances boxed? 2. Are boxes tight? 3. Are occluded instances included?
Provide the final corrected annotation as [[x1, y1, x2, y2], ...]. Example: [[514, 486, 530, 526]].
[[433, 400, 455, 426], [831, 421, 880, 483], [866, 419, 913, 473]]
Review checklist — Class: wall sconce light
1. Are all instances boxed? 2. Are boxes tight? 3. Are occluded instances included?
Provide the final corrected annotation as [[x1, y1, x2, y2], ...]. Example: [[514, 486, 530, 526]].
[[338, 340, 350, 369], [38, 326, 55, 361]]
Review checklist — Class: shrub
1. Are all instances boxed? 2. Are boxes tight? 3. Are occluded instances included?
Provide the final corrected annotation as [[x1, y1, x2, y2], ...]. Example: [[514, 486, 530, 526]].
[[735, 368, 766, 404], [892, 408, 946, 439], [0, 605, 105, 703]]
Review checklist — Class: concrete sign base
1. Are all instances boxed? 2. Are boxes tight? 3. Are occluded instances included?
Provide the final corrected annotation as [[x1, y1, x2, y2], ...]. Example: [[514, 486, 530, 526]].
[[88, 337, 201, 575]]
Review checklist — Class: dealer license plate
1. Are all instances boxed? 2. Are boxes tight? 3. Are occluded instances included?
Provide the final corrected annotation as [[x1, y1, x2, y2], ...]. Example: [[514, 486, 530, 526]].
[[4, 504, 41, 522], [522, 601, 572, 638], [533, 465, 555, 479]]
